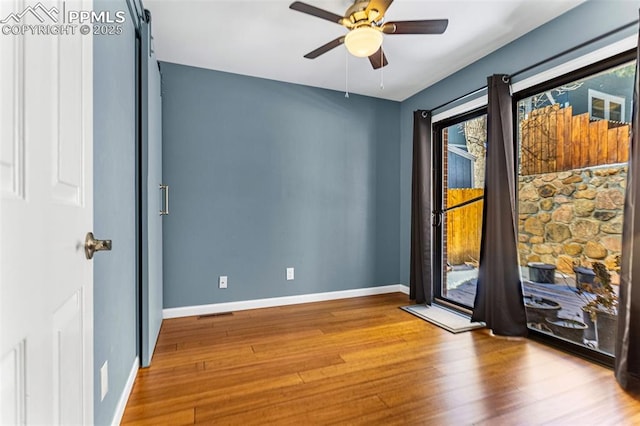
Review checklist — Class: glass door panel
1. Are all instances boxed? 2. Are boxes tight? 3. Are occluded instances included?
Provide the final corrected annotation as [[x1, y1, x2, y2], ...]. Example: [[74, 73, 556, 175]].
[[516, 59, 635, 355], [435, 112, 487, 308]]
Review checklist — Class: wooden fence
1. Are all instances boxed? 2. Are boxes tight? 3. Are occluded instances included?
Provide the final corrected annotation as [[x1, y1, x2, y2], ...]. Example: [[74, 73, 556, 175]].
[[446, 188, 483, 266], [520, 105, 630, 175]]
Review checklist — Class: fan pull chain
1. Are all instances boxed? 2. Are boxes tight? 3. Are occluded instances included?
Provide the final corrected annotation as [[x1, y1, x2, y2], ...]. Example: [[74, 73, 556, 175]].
[[380, 46, 384, 90], [345, 48, 350, 98]]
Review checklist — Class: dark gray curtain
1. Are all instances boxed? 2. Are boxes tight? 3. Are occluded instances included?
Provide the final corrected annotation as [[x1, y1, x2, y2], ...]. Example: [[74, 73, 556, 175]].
[[471, 75, 528, 336], [616, 19, 640, 391], [410, 110, 432, 304]]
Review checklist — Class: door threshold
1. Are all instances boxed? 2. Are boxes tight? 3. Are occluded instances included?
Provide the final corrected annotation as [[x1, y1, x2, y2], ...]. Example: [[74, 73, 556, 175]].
[[433, 298, 473, 316]]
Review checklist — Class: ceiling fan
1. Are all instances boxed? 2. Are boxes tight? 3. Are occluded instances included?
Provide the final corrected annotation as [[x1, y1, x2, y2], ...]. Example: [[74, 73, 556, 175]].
[[289, 0, 448, 69]]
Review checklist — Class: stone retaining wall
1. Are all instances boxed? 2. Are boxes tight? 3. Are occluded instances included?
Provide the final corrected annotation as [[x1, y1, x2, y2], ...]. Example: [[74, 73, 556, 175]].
[[518, 165, 626, 274]]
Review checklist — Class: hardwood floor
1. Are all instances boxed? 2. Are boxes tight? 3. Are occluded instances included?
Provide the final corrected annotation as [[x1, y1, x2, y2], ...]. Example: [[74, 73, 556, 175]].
[[122, 293, 640, 425]]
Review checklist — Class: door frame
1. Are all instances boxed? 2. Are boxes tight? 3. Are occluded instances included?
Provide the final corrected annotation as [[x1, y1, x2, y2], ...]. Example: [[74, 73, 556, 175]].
[[432, 106, 487, 311]]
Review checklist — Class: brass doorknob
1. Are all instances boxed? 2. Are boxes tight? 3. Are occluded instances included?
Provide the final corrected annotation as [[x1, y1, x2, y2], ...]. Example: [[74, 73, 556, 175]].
[[85, 232, 112, 260]]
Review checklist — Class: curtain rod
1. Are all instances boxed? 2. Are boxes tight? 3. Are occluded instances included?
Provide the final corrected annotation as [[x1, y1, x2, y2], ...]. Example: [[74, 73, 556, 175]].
[[430, 85, 487, 113], [430, 19, 639, 114]]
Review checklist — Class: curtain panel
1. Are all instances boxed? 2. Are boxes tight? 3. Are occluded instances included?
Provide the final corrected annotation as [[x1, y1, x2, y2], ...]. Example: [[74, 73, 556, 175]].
[[410, 110, 433, 304], [471, 75, 528, 336], [615, 16, 640, 391]]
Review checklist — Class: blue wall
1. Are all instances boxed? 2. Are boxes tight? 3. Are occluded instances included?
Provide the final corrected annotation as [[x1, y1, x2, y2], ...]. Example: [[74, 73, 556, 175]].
[[398, 0, 640, 284], [161, 63, 401, 308], [93, 0, 137, 424]]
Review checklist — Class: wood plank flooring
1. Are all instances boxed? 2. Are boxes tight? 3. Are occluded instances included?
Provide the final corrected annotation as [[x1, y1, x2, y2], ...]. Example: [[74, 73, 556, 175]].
[[121, 293, 640, 425]]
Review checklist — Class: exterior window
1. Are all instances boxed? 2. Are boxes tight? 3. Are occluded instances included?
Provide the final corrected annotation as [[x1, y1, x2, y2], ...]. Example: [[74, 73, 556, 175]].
[[588, 89, 625, 121]]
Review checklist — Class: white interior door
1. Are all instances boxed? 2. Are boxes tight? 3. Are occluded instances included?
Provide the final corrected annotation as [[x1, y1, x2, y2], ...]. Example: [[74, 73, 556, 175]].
[[1, 0, 94, 424]]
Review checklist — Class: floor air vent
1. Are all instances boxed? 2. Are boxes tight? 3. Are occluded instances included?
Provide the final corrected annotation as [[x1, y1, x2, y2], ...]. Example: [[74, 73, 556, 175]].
[[198, 312, 233, 319]]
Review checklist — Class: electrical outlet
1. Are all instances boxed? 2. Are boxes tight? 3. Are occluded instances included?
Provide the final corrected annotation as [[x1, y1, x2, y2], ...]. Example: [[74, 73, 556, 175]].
[[219, 276, 228, 289], [100, 361, 109, 401], [286, 267, 294, 281]]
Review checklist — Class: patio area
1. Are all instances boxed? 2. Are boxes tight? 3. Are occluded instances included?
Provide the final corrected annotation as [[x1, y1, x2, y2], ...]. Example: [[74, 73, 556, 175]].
[[444, 267, 620, 354], [445, 267, 598, 325]]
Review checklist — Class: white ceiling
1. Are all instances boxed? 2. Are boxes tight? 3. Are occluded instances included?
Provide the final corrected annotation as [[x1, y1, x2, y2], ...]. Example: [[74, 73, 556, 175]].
[[143, 0, 585, 101]]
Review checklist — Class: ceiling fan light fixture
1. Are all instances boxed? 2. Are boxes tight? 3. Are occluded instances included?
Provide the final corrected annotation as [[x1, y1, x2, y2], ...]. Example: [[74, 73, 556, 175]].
[[344, 26, 382, 57]]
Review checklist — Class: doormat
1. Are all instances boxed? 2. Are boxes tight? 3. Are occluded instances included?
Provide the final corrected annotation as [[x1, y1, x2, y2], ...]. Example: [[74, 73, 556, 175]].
[[401, 304, 485, 334]]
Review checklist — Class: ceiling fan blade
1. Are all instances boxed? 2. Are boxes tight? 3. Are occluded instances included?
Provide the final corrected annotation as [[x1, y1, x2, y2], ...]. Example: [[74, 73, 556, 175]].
[[382, 19, 449, 35], [365, 0, 394, 17], [368, 47, 388, 70], [304, 36, 345, 59], [289, 1, 344, 24]]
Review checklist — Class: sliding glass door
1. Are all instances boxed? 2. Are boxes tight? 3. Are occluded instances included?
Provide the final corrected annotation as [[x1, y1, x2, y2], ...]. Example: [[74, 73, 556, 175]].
[[433, 110, 487, 309], [515, 52, 635, 356]]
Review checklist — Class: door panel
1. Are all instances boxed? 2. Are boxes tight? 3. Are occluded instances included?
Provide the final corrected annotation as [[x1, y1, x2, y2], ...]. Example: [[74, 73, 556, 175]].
[[0, 0, 94, 423], [144, 56, 163, 366], [54, 23, 85, 205], [0, 340, 25, 425], [434, 111, 486, 309], [0, 3, 23, 199], [52, 290, 84, 425], [515, 58, 634, 357], [141, 19, 164, 367]]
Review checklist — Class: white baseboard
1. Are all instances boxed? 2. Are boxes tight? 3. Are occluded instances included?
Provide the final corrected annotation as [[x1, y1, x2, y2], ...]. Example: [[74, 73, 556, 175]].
[[111, 356, 139, 426], [396, 284, 409, 295], [163, 284, 410, 319]]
